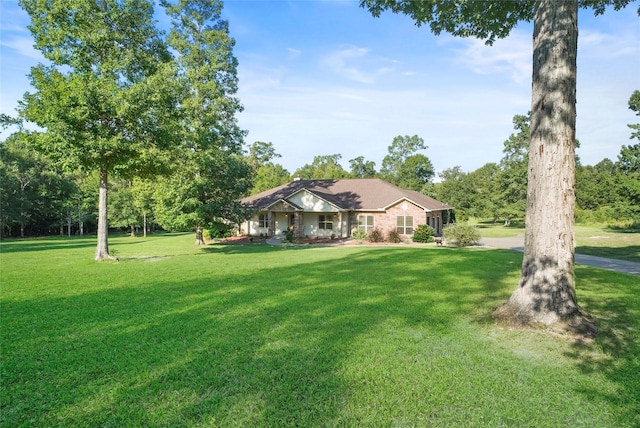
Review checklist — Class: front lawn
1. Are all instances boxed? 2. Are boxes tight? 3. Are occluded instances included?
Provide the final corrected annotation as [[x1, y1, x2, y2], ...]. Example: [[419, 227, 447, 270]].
[[1, 234, 638, 426]]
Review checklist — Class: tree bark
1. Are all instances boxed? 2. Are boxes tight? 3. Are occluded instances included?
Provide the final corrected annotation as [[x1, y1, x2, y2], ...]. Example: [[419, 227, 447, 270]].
[[195, 227, 205, 245], [494, 0, 595, 337], [95, 168, 116, 261]]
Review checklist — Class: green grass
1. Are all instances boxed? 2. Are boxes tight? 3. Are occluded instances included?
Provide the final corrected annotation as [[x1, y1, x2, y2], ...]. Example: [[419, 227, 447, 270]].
[[574, 225, 640, 262], [1, 234, 639, 426], [473, 220, 640, 262]]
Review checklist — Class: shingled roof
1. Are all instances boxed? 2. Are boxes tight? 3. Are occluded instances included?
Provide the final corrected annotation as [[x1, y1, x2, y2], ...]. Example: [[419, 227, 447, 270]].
[[241, 178, 452, 212]]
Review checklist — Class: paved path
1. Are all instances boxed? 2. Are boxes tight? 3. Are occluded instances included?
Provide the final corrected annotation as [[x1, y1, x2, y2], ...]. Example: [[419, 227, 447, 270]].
[[481, 235, 640, 276]]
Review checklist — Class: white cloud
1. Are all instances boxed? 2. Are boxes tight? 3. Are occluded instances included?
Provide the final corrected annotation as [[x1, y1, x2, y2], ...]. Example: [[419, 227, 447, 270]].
[[287, 47, 302, 58], [0, 35, 44, 61], [442, 32, 532, 85], [322, 46, 375, 84], [580, 28, 640, 59]]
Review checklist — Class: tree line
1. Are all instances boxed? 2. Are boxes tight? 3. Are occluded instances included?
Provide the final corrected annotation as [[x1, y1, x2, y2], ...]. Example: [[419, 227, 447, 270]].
[[3, 91, 638, 240]]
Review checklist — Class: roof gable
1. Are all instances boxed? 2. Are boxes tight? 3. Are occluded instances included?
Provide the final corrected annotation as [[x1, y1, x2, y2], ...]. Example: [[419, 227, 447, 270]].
[[288, 189, 340, 212]]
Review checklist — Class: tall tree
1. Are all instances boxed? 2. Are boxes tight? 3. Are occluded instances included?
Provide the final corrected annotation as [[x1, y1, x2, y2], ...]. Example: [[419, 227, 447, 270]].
[[498, 114, 530, 224], [395, 153, 435, 191], [379, 134, 434, 191], [468, 162, 502, 220], [293, 154, 349, 179], [246, 141, 290, 194], [360, 0, 634, 336], [19, 0, 176, 260], [251, 163, 291, 194], [348, 156, 377, 178], [627, 90, 640, 140], [247, 141, 281, 168], [162, 0, 251, 243], [435, 166, 474, 220], [615, 97, 640, 215]]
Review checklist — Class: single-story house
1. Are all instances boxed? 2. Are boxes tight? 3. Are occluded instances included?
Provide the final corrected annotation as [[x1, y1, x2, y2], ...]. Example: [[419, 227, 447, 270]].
[[240, 178, 453, 238]]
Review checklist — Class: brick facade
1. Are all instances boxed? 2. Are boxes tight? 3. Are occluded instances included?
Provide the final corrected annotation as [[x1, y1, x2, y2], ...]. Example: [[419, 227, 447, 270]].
[[373, 200, 428, 236]]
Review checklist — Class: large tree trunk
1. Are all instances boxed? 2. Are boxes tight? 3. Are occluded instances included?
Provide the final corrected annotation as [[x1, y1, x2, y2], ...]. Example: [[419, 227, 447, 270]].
[[494, 0, 595, 337], [95, 168, 116, 261]]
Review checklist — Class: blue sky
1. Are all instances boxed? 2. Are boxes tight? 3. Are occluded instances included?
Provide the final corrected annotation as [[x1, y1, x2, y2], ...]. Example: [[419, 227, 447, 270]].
[[1, 1, 638, 175]]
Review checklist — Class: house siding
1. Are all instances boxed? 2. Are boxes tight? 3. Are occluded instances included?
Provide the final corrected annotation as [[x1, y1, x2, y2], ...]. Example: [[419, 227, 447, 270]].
[[288, 190, 337, 212]]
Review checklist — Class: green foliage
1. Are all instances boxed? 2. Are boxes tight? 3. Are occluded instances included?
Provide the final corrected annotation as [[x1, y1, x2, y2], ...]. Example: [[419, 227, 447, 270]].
[[360, 0, 634, 45], [380, 135, 434, 189], [627, 89, 640, 140], [497, 114, 530, 222], [251, 162, 290, 195], [284, 228, 294, 243], [348, 156, 377, 178], [247, 141, 281, 168], [351, 228, 368, 243], [443, 222, 481, 247], [412, 224, 436, 243], [202, 229, 212, 240], [386, 229, 402, 243], [108, 179, 139, 235], [293, 154, 349, 179], [367, 227, 385, 242], [207, 221, 234, 239]]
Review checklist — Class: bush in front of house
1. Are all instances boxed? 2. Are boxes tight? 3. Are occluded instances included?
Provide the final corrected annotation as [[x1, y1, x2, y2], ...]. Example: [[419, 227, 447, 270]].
[[443, 223, 481, 247], [284, 229, 294, 243], [352, 228, 368, 243], [412, 224, 436, 243], [368, 228, 385, 243], [208, 222, 234, 238], [387, 229, 402, 243]]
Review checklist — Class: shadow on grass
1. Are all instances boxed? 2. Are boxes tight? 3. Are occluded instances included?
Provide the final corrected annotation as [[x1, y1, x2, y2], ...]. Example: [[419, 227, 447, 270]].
[[2, 245, 637, 425], [1, 246, 520, 426], [0, 237, 97, 254], [605, 225, 640, 233], [575, 245, 640, 263], [565, 267, 640, 425]]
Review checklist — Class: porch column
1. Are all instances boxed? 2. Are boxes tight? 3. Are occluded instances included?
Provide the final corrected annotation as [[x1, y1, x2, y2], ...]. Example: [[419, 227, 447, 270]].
[[268, 211, 275, 237], [294, 211, 303, 237]]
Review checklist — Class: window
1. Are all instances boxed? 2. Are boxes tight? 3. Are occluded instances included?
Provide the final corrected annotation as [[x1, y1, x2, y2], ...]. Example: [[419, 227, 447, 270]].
[[258, 213, 267, 228], [358, 215, 374, 232], [318, 214, 333, 230], [396, 216, 414, 234]]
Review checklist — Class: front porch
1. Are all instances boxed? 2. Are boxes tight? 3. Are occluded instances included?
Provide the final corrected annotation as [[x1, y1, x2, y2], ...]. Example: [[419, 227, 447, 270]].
[[244, 208, 347, 239]]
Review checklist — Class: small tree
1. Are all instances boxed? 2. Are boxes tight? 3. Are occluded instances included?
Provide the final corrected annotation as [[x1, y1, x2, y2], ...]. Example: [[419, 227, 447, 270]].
[[352, 228, 368, 244], [19, 0, 176, 260], [387, 229, 402, 243], [443, 223, 481, 247], [412, 224, 436, 243]]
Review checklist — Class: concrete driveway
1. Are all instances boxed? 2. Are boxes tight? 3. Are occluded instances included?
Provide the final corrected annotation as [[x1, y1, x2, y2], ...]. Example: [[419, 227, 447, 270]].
[[481, 235, 640, 276]]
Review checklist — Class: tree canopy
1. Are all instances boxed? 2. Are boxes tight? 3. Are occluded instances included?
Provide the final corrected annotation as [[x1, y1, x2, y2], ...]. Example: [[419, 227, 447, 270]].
[[19, 0, 177, 260]]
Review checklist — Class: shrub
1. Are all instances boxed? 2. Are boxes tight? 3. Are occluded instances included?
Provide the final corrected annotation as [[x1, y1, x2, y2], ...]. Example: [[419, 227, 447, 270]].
[[284, 229, 294, 243], [208, 221, 234, 238], [202, 229, 212, 241], [352, 228, 368, 243], [412, 224, 436, 243], [368, 228, 385, 243], [387, 229, 402, 243], [443, 223, 481, 247]]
